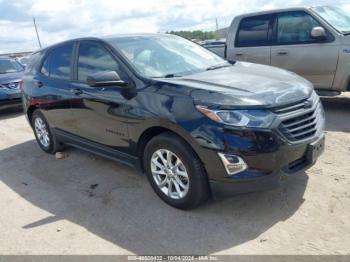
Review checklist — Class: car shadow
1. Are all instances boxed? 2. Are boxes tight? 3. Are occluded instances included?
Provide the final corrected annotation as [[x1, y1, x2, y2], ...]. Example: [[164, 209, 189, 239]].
[[321, 95, 350, 133], [0, 107, 23, 120], [0, 139, 308, 254]]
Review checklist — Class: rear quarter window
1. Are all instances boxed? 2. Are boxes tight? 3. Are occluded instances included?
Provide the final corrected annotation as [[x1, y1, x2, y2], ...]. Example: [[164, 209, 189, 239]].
[[25, 52, 41, 74]]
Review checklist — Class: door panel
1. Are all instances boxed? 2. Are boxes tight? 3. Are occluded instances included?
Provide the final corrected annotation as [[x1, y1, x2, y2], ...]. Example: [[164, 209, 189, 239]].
[[233, 46, 271, 65], [32, 43, 76, 134], [271, 11, 339, 90], [70, 83, 130, 150], [34, 77, 76, 133], [271, 44, 338, 89], [70, 41, 131, 152]]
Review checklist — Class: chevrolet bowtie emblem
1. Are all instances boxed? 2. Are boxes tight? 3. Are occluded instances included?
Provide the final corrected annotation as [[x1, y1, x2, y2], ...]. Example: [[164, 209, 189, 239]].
[[303, 100, 313, 109]]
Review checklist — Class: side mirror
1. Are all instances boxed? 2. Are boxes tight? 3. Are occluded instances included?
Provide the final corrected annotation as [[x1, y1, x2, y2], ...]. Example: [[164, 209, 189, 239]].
[[311, 26, 327, 40], [86, 71, 128, 88]]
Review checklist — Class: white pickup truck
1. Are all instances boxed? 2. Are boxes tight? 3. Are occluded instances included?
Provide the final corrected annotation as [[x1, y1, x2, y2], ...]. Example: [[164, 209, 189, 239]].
[[207, 6, 350, 95]]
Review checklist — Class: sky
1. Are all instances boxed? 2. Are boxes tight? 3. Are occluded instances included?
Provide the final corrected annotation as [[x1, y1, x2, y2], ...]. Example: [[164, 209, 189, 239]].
[[0, 0, 349, 54]]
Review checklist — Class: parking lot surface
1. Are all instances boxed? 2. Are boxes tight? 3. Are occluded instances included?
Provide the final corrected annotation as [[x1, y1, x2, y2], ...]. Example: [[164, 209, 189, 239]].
[[0, 94, 349, 255]]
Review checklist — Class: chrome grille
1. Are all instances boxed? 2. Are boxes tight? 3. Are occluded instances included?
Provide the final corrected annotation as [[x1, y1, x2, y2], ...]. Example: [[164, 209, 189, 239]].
[[274, 93, 322, 142], [274, 99, 312, 114]]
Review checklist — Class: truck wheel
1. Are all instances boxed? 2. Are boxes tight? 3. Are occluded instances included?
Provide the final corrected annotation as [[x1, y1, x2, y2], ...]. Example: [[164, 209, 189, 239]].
[[31, 110, 63, 154], [144, 132, 209, 210]]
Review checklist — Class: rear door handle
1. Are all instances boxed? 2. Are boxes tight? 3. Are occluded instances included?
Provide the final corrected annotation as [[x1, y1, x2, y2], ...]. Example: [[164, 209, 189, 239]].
[[71, 88, 83, 96], [235, 53, 243, 57], [34, 80, 43, 88]]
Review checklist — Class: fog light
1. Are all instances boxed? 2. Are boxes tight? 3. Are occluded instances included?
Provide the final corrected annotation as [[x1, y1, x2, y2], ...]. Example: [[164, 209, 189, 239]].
[[218, 153, 248, 176]]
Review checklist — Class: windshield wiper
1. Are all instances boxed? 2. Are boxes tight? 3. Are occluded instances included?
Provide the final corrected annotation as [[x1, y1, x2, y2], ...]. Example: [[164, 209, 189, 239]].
[[152, 74, 183, 78], [206, 63, 231, 71], [164, 74, 182, 78]]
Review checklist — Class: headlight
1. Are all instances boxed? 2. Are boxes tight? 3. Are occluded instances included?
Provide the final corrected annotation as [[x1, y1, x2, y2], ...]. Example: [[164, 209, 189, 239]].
[[196, 105, 275, 128]]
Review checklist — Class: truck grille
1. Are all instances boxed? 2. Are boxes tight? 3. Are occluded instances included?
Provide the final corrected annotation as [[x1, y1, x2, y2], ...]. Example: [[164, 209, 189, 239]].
[[273, 93, 323, 142]]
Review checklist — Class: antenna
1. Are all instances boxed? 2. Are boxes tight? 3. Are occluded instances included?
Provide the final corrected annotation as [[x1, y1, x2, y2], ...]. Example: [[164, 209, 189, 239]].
[[33, 17, 42, 48]]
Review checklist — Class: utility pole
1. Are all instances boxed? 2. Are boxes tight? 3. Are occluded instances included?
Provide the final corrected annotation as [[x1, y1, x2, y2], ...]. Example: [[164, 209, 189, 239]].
[[33, 18, 42, 49], [215, 18, 219, 39]]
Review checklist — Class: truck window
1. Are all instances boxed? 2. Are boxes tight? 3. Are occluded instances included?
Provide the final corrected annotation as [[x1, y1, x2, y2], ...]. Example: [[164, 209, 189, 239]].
[[276, 11, 320, 44], [236, 15, 271, 47]]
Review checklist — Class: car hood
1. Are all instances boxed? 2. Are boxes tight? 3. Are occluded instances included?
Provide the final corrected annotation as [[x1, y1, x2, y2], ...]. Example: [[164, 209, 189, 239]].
[[0, 71, 23, 84], [340, 34, 350, 42], [161, 62, 313, 109]]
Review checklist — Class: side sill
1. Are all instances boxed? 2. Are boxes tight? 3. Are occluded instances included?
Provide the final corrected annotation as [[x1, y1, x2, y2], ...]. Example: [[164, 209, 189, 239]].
[[54, 128, 140, 169]]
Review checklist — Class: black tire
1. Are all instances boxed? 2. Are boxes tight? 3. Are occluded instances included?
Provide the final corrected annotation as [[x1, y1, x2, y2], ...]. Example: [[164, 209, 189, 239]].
[[31, 110, 63, 154], [144, 132, 209, 210]]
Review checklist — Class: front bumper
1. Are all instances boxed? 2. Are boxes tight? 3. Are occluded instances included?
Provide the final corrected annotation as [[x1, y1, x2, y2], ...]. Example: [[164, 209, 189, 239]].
[[210, 154, 321, 198], [0, 97, 22, 110], [197, 128, 325, 196], [0, 90, 22, 110]]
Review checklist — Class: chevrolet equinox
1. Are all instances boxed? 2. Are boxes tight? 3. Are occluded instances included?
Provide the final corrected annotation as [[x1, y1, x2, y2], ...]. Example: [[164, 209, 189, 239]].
[[22, 34, 325, 209]]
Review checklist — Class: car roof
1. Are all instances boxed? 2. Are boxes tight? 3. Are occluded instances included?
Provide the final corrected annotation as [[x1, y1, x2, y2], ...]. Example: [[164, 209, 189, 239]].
[[102, 33, 169, 39], [32, 37, 101, 54], [234, 5, 323, 18], [32, 33, 171, 55]]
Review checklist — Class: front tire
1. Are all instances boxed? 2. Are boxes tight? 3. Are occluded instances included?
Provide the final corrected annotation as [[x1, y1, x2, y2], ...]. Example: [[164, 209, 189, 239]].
[[144, 132, 209, 210], [31, 110, 62, 154]]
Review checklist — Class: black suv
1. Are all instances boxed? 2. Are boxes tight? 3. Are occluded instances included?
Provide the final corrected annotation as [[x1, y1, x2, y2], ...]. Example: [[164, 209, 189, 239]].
[[23, 34, 325, 209]]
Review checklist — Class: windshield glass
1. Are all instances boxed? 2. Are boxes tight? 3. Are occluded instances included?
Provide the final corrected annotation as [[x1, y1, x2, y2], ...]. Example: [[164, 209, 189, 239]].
[[105, 34, 227, 78], [0, 58, 24, 74], [312, 6, 350, 33]]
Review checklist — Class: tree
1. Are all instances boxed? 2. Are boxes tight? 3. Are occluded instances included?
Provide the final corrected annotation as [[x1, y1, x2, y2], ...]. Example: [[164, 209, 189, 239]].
[[166, 30, 218, 41]]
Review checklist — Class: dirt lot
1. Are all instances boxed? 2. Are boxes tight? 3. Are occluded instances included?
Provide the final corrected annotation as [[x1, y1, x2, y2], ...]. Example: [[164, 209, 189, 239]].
[[0, 94, 349, 255]]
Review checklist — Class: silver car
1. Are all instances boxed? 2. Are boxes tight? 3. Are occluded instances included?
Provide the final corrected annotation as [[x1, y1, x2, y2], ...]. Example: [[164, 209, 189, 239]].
[[223, 6, 350, 95]]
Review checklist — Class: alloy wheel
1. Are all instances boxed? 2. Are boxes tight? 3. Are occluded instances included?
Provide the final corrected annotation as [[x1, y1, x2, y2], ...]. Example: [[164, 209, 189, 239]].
[[34, 117, 50, 148], [150, 149, 189, 199]]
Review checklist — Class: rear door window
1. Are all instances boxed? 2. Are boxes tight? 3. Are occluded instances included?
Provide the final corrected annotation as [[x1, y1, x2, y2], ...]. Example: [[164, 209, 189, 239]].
[[40, 43, 74, 80], [236, 15, 271, 47]]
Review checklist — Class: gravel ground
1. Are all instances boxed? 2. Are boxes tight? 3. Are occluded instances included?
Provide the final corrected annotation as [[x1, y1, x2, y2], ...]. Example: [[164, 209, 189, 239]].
[[0, 94, 349, 255]]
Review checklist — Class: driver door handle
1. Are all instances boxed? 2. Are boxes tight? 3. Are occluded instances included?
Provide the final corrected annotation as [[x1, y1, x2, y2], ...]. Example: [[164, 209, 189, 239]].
[[277, 50, 289, 55]]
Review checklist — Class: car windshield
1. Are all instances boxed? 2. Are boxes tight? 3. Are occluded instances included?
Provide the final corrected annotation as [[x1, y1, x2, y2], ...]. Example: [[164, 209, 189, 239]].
[[0, 58, 24, 74], [312, 6, 350, 34], [105, 34, 228, 78]]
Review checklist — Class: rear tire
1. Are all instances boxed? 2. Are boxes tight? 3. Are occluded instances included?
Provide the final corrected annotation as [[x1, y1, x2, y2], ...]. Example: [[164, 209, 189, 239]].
[[144, 132, 209, 210], [31, 110, 63, 154]]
